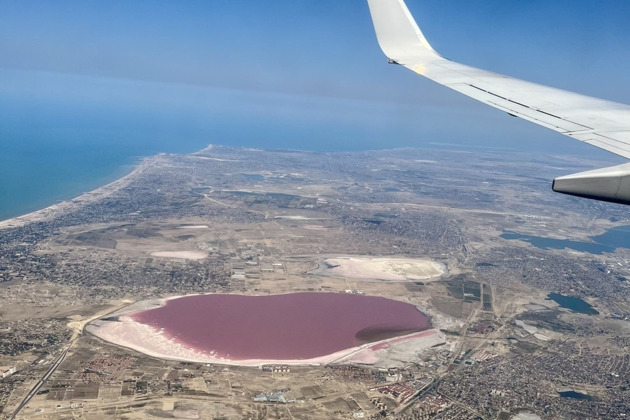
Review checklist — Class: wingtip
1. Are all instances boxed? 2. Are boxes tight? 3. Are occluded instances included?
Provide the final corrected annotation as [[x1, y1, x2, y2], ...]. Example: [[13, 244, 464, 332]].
[[367, 0, 438, 63]]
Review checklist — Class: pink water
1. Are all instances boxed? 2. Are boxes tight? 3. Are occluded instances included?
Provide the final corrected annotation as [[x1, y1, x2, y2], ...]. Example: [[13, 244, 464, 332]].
[[132, 293, 430, 360]]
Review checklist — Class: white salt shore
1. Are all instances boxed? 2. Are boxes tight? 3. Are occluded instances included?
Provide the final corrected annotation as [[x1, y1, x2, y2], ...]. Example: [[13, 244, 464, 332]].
[[150, 251, 208, 260], [317, 257, 446, 282]]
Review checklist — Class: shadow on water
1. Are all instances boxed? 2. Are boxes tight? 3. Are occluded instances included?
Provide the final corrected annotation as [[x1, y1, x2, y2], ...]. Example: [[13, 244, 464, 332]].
[[558, 391, 594, 401], [354, 326, 426, 344]]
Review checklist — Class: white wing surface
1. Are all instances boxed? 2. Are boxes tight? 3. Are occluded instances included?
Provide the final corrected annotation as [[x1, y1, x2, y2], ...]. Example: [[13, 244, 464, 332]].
[[367, 0, 630, 205]]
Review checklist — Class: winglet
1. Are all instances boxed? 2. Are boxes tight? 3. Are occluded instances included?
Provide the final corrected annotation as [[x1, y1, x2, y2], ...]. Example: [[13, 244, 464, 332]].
[[366, 0, 439, 65]]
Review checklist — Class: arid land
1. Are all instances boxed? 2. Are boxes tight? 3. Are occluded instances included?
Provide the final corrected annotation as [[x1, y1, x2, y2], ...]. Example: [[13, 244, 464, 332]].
[[0, 146, 629, 420]]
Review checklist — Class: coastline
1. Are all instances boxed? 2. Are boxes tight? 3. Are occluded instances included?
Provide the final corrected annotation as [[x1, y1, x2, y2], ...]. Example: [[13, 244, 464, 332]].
[[0, 155, 157, 230]]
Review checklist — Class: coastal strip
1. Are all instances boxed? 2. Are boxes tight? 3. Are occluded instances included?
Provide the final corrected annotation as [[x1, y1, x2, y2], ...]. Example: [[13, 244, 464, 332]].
[[0, 156, 158, 230]]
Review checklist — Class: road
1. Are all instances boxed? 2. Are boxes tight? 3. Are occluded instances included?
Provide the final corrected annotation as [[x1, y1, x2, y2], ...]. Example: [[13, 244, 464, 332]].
[[8, 301, 131, 419], [8, 344, 71, 420]]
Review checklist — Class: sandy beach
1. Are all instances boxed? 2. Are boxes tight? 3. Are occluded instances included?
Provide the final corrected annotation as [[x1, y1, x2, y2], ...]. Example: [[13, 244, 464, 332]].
[[0, 156, 157, 230]]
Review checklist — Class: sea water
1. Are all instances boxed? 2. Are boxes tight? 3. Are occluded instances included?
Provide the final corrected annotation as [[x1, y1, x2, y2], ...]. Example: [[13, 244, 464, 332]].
[[2, 68, 617, 222], [0, 70, 438, 221]]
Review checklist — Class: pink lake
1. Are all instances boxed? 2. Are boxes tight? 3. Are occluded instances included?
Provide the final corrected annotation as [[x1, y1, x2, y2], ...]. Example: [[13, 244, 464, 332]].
[[132, 293, 430, 360]]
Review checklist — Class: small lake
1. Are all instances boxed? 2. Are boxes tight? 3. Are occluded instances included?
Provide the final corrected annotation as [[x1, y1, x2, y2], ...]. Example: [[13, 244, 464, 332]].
[[547, 293, 599, 315], [236, 173, 264, 181], [558, 390, 594, 401], [501, 225, 630, 255]]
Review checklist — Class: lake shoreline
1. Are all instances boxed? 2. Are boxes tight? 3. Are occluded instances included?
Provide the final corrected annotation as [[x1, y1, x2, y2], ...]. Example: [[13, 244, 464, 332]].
[[86, 292, 441, 367]]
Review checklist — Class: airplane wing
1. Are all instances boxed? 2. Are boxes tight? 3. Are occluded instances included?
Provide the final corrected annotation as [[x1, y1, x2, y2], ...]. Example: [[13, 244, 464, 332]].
[[367, 0, 630, 205]]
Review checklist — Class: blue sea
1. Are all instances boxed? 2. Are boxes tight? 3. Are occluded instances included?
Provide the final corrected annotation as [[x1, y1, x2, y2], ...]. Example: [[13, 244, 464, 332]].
[[0, 70, 445, 221], [1, 90, 210, 220], [0, 70, 608, 222], [0, 71, 412, 221]]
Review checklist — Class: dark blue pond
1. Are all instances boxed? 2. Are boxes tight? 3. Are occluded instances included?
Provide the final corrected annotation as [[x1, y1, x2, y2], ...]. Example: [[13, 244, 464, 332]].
[[501, 225, 630, 255], [558, 391, 594, 401], [547, 293, 599, 315]]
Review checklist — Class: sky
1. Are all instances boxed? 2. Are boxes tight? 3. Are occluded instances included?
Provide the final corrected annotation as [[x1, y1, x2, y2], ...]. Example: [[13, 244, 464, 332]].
[[2, 0, 630, 154], [1, 0, 630, 189]]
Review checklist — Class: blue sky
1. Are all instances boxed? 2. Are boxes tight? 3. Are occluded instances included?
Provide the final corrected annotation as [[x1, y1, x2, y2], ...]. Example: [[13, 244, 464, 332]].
[[1, 0, 630, 154]]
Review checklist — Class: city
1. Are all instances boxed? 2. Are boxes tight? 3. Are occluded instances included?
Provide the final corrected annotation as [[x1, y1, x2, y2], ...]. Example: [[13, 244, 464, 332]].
[[0, 146, 629, 419]]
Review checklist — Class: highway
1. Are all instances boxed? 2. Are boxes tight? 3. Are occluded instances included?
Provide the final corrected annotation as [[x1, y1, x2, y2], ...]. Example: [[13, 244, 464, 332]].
[[8, 344, 71, 420]]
